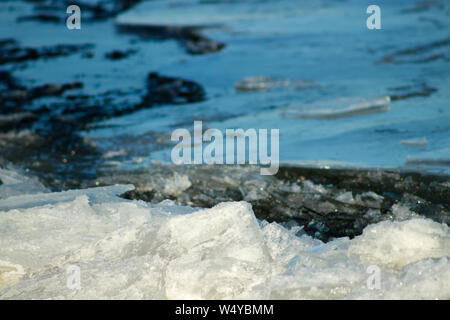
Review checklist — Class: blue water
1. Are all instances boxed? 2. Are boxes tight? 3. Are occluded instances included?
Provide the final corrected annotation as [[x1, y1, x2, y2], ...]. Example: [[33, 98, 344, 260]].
[[2, 0, 450, 174]]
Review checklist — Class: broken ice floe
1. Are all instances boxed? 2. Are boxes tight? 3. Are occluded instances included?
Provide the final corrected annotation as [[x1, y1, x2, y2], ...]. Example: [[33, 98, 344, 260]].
[[0, 183, 133, 211], [96, 163, 450, 241], [0, 181, 448, 299], [280, 96, 390, 119], [235, 76, 320, 92], [400, 138, 428, 147]]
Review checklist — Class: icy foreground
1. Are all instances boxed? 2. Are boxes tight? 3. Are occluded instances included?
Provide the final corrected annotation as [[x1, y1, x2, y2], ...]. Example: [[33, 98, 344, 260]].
[[0, 184, 449, 299]]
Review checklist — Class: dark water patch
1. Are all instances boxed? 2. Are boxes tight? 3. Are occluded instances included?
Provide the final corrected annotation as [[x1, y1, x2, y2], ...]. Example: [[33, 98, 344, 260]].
[[105, 49, 137, 60], [400, 0, 446, 14], [58, 72, 206, 124], [374, 128, 402, 134], [388, 83, 437, 101], [0, 75, 83, 116], [0, 70, 21, 91], [140, 72, 206, 106], [378, 37, 450, 64], [1, 81, 83, 108], [0, 113, 38, 133], [0, 129, 100, 190], [0, 69, 207, 189], [116, 22, 225, 55], [0, 39, 94, 65], [17, 13, 61, 23], [405, 157, 450, 166], [1, 70, 205, 124], [419, 16, 446, 29]]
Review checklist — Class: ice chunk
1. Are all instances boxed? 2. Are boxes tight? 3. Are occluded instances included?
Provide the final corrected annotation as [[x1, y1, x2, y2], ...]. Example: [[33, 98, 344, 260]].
[[0, 195, 115, 273], [0, 261, 25, 290], [103, 149, 127, 159], [235, 76, 319, 92], [0, 179, 448, 299], [302, 180, 328, 194], [0, 168, 49, 200], [269, 261, 367, 299], [0, 255, 168, 300], [336, 191, 354, 203], [391, 203, 418, 221], [348, 218, 450, 269], [163, 173, 191, 196], [400, 138, 428, 147], [281, 96, 390, 119], [0, 184, 134, 211], [335, 191, 384, 208], [375, 258, 450, 299], [0, 198, 273, 299], [165, 202, 271, 299], [261, 221, 321, 276], [348, 258, 450, 300]]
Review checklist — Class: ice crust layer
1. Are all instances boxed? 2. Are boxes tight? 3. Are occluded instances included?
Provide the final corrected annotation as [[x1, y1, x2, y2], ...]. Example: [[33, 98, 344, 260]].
[[0, 184, 449, 299]]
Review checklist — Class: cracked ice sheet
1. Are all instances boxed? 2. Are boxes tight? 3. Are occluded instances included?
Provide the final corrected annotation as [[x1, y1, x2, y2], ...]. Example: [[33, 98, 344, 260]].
[[0, 185, 449, 299]]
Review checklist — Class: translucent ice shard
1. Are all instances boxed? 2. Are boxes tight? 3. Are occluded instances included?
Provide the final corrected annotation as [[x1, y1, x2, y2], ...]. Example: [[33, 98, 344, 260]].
[[281, 96, 390, 119], [348, 218, 450, 269], [0, 168, 49, 200], [0, 184, 134, 211], [0, 175, 448, 299], [165, 202, 271, 299]]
